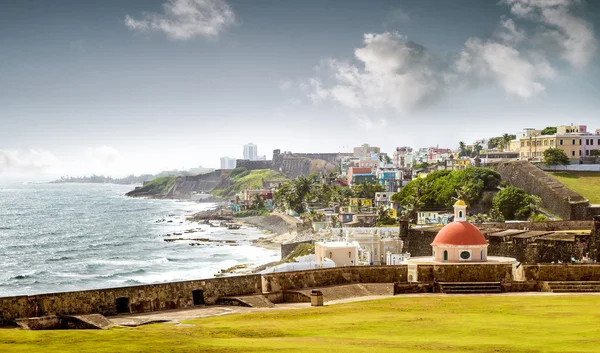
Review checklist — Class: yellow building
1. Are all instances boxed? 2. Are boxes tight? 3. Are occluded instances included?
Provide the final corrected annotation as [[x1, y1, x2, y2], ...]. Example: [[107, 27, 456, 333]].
[[510, 125, 600, 162], [348, 198, 373, 207]]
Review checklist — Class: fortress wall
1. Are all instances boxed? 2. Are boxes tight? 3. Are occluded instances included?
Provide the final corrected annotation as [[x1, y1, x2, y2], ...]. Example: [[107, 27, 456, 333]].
[[235, 160, 273, 171], [488, 161, 590, 220], [416, 264, 514, 282], [477, 220, 594, 231], [261, 266, 408, 293], [522, 264, 600, 281], [0, 275, 261, 325]]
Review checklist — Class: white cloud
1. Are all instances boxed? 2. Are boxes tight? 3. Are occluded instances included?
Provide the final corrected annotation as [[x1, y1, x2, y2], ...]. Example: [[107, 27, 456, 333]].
[[456, 38, 556, 98], [125, 0, 235, 40], [306, 0, 595, 113], [504, 0, 597, 69], [0, 150, 62, 175], [86, 146, 124, 165], [279, 79, 292, 91]]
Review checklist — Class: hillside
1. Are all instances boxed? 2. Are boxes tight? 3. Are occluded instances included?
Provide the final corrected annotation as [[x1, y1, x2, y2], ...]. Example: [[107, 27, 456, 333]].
[[212, 169, 287, 198], [125, 176, 176, 198], [125, 169, 286, 200]]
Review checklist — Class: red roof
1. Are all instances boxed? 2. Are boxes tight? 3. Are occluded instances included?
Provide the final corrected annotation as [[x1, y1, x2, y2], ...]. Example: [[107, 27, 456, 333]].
[[431, 222, 487, 246]]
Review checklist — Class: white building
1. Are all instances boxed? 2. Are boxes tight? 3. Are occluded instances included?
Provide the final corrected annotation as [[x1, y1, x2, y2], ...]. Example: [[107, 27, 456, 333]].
[[220, 157, 237, 170], [243, 143, 258, 161], [345, 229, 403, 265], [314, 241, 360, 267]]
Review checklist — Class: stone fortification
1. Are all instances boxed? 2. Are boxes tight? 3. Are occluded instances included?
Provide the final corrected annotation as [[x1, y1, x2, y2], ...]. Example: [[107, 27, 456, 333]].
[[402, 218, 600, 264], [261, 266, 408, 293], [271, 150, 352, 179], [0, 275, 261, 325], [4, 262, 600, 325], [235, 160, 273, 171], [488, 161, 591, 220]]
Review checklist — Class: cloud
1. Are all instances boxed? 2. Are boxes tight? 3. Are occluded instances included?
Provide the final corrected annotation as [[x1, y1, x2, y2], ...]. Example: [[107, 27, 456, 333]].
[[279, 79, 292, 91], [305, 0, 596, 113], [125, 0, 235, 40], [86, 146, 123, 165], [0, 150, 62, 175], [504, 0, 597, 69]]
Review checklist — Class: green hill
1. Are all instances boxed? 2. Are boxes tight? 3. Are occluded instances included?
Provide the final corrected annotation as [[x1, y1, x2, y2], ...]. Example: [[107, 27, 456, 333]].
[[212, 169, 287, 198], [550, 171, 600, 204], [125, 176, 176, 197]]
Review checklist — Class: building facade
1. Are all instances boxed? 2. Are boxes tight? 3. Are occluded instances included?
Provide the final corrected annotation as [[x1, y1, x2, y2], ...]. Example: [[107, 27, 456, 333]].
[[243, 143, 258, 161], [220, 157, 237, 170]]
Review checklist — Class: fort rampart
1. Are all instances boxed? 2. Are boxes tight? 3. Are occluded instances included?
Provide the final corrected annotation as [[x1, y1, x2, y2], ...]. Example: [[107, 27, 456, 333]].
[[4, 264, 600, 325]]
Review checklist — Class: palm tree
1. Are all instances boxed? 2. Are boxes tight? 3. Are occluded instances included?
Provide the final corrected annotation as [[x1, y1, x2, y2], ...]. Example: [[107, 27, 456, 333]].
[[502, 133, 512, 151]]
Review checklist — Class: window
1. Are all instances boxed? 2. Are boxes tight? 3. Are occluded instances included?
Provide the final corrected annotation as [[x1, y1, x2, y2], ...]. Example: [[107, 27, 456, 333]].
[[573, 139, 576, 145], [460, 251, 471, 260], [348, 252, 351, 258], [521, 141, 525, 147], [544, 140, 548, 146], [481, 250, 484, 260], [459, 211, 463, 218], [560, 139, 563, 145], [586, 150, 590, 156], [572, 151, 576, 156], [580, 139, 582, 145], [551, 140, 555, 146], [579, 150, 582, 156], [443, 250, 448, 261], [586, 139, 589, 145]]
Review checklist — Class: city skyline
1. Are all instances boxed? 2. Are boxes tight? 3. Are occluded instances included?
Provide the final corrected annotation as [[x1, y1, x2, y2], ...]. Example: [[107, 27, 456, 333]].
[[1, 0, 599, 179]]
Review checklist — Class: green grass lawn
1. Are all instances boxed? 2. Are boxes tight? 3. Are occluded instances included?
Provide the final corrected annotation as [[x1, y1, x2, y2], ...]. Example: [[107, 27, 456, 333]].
[[550, 171, 600, 204], [2, 295, 600, 352]]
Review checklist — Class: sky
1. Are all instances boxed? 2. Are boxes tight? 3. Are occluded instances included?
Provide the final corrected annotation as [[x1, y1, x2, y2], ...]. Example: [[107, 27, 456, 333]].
[[0, 0, 599, 179]]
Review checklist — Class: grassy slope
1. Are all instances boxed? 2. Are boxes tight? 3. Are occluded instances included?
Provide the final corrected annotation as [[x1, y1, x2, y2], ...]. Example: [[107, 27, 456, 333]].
[[550, 171, 600, 204], [125, 176, 176, 196], [212, 169, 287, 198], [2, 295, 600, 352]]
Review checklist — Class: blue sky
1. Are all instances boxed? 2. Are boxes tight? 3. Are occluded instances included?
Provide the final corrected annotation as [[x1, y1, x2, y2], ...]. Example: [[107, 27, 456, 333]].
[[0, 0, 598, 178]]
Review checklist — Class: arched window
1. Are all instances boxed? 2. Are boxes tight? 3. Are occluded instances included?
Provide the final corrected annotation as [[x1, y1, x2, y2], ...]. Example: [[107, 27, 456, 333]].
[[481, 250, 484, 260], [459, 211, 463, 218], [443, 250, 448, 261]]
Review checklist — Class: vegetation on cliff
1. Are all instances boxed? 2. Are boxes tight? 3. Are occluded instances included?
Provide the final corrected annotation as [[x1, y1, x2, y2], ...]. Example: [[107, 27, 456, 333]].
[[392, 168, 502, 213], [125, 176, 176, 197], [211, 169, 287, 198]]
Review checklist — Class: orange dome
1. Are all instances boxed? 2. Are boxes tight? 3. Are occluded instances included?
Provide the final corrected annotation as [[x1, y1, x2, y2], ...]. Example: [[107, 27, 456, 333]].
[[431, 222, 487, 246]]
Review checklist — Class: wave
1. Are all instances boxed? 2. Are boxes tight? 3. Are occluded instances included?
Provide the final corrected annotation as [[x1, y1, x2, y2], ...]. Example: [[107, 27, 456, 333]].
[[96, 269, 146, 279], [46, 256, 72, 262]]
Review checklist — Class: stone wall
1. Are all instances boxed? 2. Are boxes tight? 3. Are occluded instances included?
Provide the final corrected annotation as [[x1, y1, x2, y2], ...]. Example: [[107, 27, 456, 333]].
[[0, 275, 261, 325], [416, 264, 513, 282], [261, 266, 408, 293], [489, 161, 590, 220], [235, 160, 273, 171], [478, 220, 594, 231], [522, 264, 600, 281]]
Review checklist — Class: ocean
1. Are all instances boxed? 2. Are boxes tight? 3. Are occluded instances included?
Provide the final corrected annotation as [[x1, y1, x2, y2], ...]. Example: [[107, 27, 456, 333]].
[[0, 183, 279, 297]]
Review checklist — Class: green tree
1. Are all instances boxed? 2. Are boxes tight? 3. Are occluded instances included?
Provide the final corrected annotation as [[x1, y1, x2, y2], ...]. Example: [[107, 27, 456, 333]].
[[541, 127, 557, 135], [492, 186, 538, 220], [253, 193, 265, 210], [376, 206, 397, 226], [543, 148, 570, 166], [590, 149, 600, 163], [353, 181, 385, 200]]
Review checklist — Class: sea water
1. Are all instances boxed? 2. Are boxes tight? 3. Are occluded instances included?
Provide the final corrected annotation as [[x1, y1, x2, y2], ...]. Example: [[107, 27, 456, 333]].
[[0, 183, 279, 296]]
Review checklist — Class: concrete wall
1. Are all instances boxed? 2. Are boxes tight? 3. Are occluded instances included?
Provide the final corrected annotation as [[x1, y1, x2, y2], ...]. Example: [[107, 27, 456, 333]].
[[522, 264, 600, 281], [261, 266, 408, 293], [416, 264, 513, 282], [489, 161, 590, 220], [281, 240, 314, 259], [478, 220, 594, 231], [0, 275, 261, 325]]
